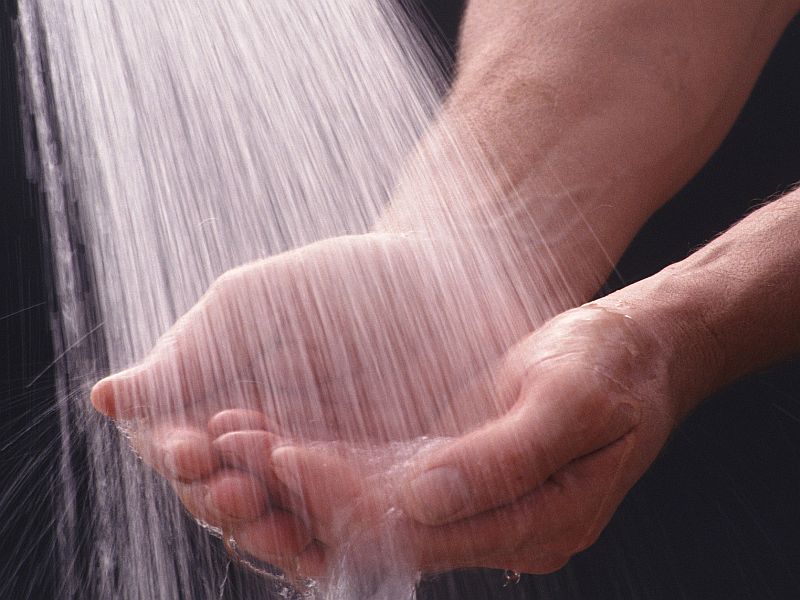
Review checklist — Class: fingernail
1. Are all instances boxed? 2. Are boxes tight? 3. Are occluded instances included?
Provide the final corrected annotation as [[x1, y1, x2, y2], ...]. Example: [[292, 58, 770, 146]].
[[405, 466, 470, 524], [271, 446, 301, 492]]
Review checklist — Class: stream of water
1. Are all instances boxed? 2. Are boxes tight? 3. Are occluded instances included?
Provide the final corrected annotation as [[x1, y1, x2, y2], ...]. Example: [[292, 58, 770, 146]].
[[14, 1, 587, 598]]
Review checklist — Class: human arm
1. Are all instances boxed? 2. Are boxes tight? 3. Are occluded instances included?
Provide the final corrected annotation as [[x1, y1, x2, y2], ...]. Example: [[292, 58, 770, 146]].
[[380, 0, 800, 306]]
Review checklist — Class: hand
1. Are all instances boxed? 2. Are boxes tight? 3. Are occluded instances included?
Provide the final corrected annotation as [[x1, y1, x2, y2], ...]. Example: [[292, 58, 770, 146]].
[[233, 304, 680, 576], [90, 231, 540, 566]]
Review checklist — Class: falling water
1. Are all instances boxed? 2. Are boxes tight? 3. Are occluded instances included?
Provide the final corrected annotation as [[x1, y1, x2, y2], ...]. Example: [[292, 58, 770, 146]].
[[13, 0, 604, 598]]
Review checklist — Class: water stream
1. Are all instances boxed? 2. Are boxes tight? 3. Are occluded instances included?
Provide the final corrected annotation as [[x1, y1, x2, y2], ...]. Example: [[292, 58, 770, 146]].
[[14, 1, 588, 598]]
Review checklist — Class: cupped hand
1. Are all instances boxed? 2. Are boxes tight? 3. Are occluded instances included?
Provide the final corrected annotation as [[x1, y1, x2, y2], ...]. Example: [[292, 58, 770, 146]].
[[223, 304, 682, 577], [89, 231, 536, 564], [92, 231, 530, 431]]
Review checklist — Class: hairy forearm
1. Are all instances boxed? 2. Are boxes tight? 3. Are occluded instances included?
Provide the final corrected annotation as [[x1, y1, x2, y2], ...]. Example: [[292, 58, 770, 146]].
[[381, 0, 798, 298], [599, 188, 800, 420], [452, 0, 798, 204]]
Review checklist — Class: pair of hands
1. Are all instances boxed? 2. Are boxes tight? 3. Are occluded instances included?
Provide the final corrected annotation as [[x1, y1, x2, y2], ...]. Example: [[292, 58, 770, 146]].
[[91, 232, 679, 579]]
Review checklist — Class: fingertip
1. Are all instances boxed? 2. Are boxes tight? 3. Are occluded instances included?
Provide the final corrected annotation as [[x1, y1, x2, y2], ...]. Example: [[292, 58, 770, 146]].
[[212, 430, 278, 474], [270, 445, 325, 496], [270, 445, 300, 471], [234, 510, 312, 561], [208, 409, 270, 438], [207, 472, 270, 521], [93, 351, 186, 418], [90, 365, 150, 419], [90, 378, 116, 417], [270, 446, 306, 495], [163, 429, 219, 480]]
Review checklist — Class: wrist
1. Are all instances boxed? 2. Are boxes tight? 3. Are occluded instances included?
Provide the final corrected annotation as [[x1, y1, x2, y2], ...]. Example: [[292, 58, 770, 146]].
[[376, 117, 644, 310], [593, 267, 728, 422]]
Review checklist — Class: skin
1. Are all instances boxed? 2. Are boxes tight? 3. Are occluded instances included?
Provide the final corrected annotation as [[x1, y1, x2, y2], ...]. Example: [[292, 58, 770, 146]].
[[92, 0, 800, 580]]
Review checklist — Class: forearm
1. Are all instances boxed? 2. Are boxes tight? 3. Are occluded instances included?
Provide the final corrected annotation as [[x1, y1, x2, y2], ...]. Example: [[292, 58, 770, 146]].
[[452, 0, 798, 205], [598, 188, 800, 420], [380, 0, 798, 295]]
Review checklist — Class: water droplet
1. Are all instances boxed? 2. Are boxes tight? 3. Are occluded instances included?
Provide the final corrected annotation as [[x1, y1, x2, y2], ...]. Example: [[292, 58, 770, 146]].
[[503, 570, 521, 587]]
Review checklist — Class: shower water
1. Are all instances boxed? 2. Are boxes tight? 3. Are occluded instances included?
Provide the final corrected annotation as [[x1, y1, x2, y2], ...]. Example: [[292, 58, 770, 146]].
[[14, 1, 597, 598]]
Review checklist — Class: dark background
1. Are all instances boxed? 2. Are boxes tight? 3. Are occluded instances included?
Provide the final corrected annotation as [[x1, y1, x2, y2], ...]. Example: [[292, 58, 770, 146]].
[[2, 1, 799, 598], [1, 1, 60, 599]]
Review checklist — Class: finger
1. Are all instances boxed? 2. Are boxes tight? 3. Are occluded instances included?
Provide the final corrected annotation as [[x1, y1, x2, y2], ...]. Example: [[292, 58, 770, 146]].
[[208, 409, 270, 437], [173, 469, 270, 525], [212, 430, 280, 471], [207, 384, 348, 443], [212, 430, 296, 509], [206, 470, 271, 521], [411, 434, 635, 572], [133, 426, 219, 481], [233, 510, 313, 563], [399, 368, 639, 525]]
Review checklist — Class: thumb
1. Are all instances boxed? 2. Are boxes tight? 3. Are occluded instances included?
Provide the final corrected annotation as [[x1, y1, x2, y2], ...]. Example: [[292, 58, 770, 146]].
[[90, 269, 266, 419], [399, 370, 639, 526]]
